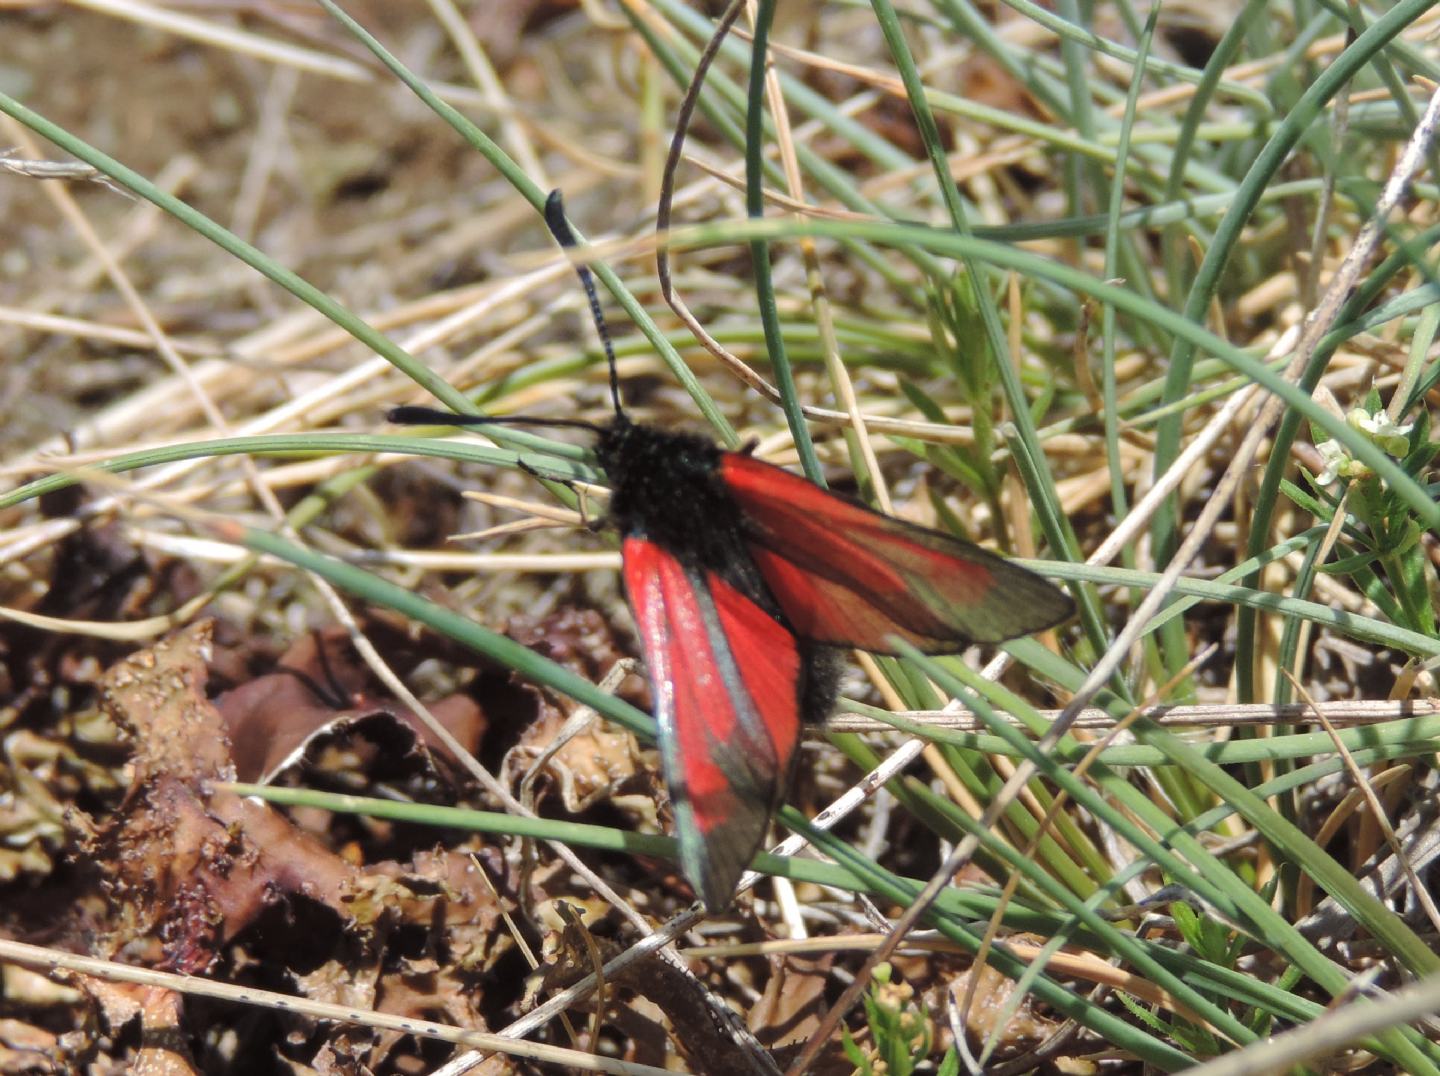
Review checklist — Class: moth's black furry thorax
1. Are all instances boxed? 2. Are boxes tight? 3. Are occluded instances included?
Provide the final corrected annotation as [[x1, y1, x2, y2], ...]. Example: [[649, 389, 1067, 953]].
[[594, 416, 838, 726], [595, 418, 741, 568]]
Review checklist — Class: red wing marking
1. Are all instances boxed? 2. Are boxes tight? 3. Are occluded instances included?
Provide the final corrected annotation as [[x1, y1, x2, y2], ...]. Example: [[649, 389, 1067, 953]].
[[719, 453, 1073, 651], [622, 537, 802, 909]]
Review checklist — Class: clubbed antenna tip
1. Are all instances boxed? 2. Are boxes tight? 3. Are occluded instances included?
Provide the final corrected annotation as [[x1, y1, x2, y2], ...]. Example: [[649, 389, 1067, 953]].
[[543, 189, 625, 422]]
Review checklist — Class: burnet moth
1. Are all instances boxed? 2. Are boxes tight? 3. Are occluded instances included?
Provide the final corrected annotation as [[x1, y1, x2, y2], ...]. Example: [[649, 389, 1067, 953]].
[[391, 191, 1075, 910]]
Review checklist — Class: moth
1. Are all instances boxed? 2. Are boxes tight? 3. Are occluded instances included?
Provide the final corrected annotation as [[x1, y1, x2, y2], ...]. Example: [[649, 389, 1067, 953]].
[[392, 191, 1073, 908]]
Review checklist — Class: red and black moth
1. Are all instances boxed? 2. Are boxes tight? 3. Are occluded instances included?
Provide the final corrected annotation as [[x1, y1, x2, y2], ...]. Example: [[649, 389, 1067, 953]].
[[392, 191, 1075, 910]]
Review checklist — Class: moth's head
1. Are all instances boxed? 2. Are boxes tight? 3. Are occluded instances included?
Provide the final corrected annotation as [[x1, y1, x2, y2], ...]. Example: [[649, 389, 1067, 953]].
[[593, 413, 637, 479]]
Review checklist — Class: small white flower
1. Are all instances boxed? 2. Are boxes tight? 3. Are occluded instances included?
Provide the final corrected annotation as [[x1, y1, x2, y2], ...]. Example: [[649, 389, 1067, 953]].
[[1347, 408, 1414, 456], [1315, 439, 1349, 485]]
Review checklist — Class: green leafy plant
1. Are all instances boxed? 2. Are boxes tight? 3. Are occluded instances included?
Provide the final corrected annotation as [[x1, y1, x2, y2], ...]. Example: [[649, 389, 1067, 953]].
[[1297, 385, 1440, 639], [840, 963, 942, 1076]]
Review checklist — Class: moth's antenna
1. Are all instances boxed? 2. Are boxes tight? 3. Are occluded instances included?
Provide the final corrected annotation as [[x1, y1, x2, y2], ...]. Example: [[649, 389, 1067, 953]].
[[387, 406, 603, 434], [543, 190, 625, 422]]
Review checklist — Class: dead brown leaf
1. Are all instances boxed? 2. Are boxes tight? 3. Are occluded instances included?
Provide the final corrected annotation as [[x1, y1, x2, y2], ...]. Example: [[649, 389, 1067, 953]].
[[943, 959, 1060, 1061], [76, 620, 523, 1069], [214, 627, 485, 785], [74, 978, 197, 1076], [747, 952, 832, 1048], [93, 624, 359, 967], [612, 954, 765, 1076], [98, 620, 233, 783], [0, 1017, 61, 1074], [502, 702, 644, 815]]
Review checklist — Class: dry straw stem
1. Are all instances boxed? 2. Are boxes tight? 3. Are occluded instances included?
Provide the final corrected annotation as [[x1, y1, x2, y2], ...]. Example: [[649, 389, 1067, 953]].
[[438, 631, 1011, 1076], [789, 65, 1440, 1076], [0, 120, 438, 767], [957, 649, 1216, 1065], [470, 635, 1052, 1076], [0, 938, 676, 1076], [3, 30, 777, 1062], [976, 74, 1440, 913], [4, 108, 632, 962], [65, 0, 513, 116], [1286, 670, 1440, 937], [35, 462, 758, 1072], [651, 0, 972, 449], [1185, 970, 1440, 1076], [437, 663, 948, 1075], [825, 698, 1440, 734], [4, 2, 1438, 1072], [687, 932, 1212, 1026]]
